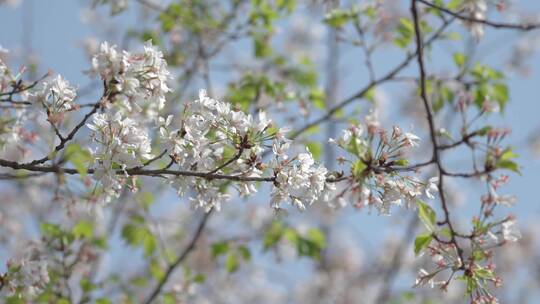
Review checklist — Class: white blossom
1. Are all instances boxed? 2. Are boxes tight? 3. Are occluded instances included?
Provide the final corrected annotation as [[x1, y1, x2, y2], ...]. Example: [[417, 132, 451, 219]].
[[425, 176, 439, 199], [6, 243, 50, 297], [270, 149, 330, 210], [402, 132, 420, 148], [86, 111, 153, 203], [489, 185, 517, 206], [463, 0, 487, 41], [87, 111, 153, 167], [29, 75, 77, 118], [502, 219, 521, 242], [89, 41, 170, 121]]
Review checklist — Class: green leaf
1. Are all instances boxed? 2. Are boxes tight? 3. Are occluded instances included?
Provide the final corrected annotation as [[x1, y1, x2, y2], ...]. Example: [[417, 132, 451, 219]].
[[363, 6, 376, 19], [276, 0, 296, 12], [348, 138, 366, 158], [121, 223, 157, 257], [263, 221, 284, 250], [254, 34, 272, 58], [211, 242, 230, 257], [193, 273, 206, 283], [305, 125, 321, 136], [500, 149, 518, 161], [73, 220, 93, 239], [400, 291, 416, 301], [121, 223, 138, 244], [143, 232, 157, 257], [307, 228, 326, 249], [140, 192, 155, 210], [40, 222, 64, 239], [475, 268, 495, 280], [306, 142, 323, 161], [472, 249, 485, 261], [477, 126, 492, 136], [444, 31, 462, 41], [496, 159, 520, 174], [283, 228, 299, 244], [448, 0, 463, 10], [394, 18, 414, 49], [130, 277, 148, 287], [353, 160, 367, 177], [309, 88, 326, 110], [414, 233, 433, 255], [324, 8, 355, 27], [162, 294, 176, 304], [80, 278, 95, 293], [393, 159, 409, 166], [65, 143, 92, 177], [417, 200, 437, 232], [159, 4, 181, 32], [296, 237, 323, 259], [432, 96, 445, 113], [492, 83, 509, 110], [453, 52, 467, 68], [149, 259, 164, 280], [238, 245, 252, 261], [6, 296, 25, 304], [225, 253, 239, 273], [439, 227, 452, 239], [365, 88, 376, 103], [92, 237, 108, 249]]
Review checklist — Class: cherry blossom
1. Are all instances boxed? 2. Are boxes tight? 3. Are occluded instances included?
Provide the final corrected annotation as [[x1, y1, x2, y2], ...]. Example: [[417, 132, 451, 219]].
[[463, 0, 488, 41]]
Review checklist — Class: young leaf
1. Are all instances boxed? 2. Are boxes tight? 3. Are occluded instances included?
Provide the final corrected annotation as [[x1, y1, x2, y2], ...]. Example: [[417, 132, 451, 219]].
[[211, 241, 230, 257], [414, 233, 433, 255], [73, 220, 94, 239], [65, 143, 92, 177], [225, 252, 239, 273], [417, 200, 437, 232]]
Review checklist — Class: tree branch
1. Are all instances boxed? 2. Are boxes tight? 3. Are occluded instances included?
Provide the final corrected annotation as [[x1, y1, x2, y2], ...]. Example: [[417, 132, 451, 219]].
[[24, 99, 104, 166], [290, 15, 455, 140], [411, 0, 465, 267], [418, 0, 540, 31], [143, 210, 213, 304]]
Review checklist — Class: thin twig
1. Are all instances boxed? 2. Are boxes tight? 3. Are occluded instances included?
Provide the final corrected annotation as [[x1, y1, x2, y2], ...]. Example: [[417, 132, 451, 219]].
[[290, 16, 454, 140], [375, 216, 418, 304], [24, 97, 104, 166], [418, 0, 540, 31]]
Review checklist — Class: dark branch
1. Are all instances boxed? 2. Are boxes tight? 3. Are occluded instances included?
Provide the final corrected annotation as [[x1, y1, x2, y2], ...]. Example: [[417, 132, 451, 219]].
[[290, 15, 455, 140], [411, 0, 465, 267], [143, 210, 213, 304]]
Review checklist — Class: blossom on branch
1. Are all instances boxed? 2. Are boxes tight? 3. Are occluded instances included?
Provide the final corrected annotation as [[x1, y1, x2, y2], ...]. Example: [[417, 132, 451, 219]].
[[89, 41, 171, 121]]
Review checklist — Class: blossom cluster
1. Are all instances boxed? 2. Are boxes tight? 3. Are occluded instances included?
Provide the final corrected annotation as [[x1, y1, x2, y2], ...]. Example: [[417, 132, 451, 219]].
[[85, 41, 171, 203], [29, 75, 77, 124], [161, 90, 332, 211], [271, 148, 331, 211], [87, 111, 153, 203], [89, 41, 171, 121], [413, 173, 522, 299], [0, 56, 28, 153], [4, 243, 50, 298], [328, 122, 437, 214]]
